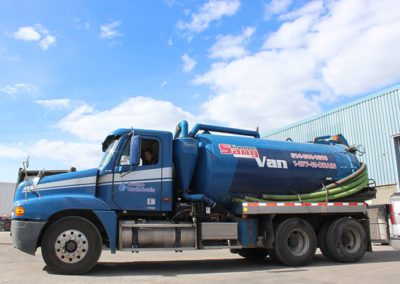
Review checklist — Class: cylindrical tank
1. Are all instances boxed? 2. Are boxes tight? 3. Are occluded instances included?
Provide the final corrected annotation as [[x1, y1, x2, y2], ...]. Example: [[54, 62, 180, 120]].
[[188, 134, 360, 207]]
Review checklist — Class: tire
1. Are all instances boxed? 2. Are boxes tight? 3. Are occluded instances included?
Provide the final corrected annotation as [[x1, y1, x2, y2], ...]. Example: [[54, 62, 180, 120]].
[[317, 220, 334, 261], [272, 218, 317, 266], [325, 217, 367, 263], [41, 216, 102, 274], [237, 248, 268, 261], [267, 248, 281, 264]]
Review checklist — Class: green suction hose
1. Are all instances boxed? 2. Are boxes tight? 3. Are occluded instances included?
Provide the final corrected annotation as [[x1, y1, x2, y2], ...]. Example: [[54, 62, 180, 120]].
[[238, 163, 370, 203]]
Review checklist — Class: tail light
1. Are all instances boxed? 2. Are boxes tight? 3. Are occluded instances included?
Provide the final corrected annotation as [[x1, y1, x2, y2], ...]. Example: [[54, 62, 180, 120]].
[[390, 204, 396, 224]]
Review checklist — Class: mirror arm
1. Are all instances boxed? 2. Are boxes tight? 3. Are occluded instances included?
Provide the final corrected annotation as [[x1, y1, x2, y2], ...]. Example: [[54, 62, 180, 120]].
[[120, 167, 134, 178]]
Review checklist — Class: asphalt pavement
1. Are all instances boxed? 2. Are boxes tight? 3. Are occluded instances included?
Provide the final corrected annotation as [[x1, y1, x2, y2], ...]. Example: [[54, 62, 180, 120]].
[[1, 232, 400, 283]]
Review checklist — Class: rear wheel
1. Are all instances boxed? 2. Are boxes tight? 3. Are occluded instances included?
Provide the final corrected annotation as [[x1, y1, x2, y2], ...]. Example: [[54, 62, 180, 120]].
[[272, 218, 317, 266], [317, 220, 334, 260], [237, 248, 268, 261], [325, 217, 367, 263], [41, 216, 102, 274], [267, 248, 281, 264]]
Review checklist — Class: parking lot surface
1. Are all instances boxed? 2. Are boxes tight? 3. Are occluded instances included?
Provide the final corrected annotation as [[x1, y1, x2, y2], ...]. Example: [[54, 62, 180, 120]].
[[1, 232, 400, 283]]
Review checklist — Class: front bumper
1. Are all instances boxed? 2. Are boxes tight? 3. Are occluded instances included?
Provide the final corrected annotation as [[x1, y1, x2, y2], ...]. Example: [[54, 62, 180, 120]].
[[11, 220, 46, 255]]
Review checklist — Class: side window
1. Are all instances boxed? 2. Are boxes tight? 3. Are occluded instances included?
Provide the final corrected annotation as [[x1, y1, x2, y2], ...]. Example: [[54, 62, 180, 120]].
[[141, 139, 159, 165], [119, 138, 159, 166], [119, 141, 130, 166]]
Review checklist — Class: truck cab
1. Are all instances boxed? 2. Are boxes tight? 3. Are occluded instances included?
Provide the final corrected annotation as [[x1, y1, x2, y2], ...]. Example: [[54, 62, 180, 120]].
[[96, 128, 174, 212]]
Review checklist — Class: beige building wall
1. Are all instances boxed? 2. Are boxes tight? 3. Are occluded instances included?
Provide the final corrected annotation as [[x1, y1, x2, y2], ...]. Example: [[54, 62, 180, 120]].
[[371, 184, 398, 205], [0, 182, 16, 215]]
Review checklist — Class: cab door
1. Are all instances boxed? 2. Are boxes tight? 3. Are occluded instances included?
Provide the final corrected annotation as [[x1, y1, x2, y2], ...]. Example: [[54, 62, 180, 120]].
[[112, 135, 163, 211]]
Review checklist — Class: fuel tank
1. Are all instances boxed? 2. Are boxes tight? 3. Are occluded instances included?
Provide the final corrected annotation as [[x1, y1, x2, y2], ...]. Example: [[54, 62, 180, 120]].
[[174, 133, 360, 207]]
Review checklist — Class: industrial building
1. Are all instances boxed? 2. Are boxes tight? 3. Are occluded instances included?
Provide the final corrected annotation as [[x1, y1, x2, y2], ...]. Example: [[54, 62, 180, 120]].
[[265, 84, 400, 204], [0, 182, 15, 215]]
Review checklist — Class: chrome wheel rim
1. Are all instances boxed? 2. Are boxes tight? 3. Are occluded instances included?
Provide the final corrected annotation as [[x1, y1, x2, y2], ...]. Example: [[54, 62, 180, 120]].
[[54, 229, 88, 263]]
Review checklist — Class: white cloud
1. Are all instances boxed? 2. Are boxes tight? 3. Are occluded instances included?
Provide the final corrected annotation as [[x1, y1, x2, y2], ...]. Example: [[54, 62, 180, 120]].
[[160, 81, 168, 88], [29, 140, 100, 169], [265, 0, 292, 20], [100, 21, 122, 39], [39, 35, 56, 50], [165, 0, 178, 7], [34, 99, 71, 109], [0, 83, 38, 95], [182, 54, 197, 72], [194, 0, 400, 132], [0, 140, 99, 170], [74, 18, 91, 30], [0, 141, 98, 171], [168, 38, 173, 46], [0, 145, 27, 159], [57, 97, 197, 141], [263, 14, 316, 50], [194, 49, 321, 132], [177, 0, 240, 33], [209, 27, 255, 60], [12, 25, 56, 50], [13, 26, 41, 41], [279, 0, 323, 21]]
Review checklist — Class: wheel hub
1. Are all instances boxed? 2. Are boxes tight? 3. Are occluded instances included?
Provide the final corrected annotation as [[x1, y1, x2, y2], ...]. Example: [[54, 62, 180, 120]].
[[341, 228, 361, 253], [55, 229, 88, 263], [65, 240, 78, 253], [287, 229, 310, 256], [289, 234, 299, 247]]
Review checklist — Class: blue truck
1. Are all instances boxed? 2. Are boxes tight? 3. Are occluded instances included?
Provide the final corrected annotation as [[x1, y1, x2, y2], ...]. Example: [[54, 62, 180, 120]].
[[11, 121, 374, 274]]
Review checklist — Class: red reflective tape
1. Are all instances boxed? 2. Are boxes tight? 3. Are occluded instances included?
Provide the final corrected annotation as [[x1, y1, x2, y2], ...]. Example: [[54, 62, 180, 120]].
[[241, 202, 366, 207], [391, 205, 396, 224]]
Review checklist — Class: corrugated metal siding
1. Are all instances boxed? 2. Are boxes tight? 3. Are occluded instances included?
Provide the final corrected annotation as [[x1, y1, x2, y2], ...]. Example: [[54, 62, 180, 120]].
[[0, 182, 15, 215], [264, 85, 400, 187]]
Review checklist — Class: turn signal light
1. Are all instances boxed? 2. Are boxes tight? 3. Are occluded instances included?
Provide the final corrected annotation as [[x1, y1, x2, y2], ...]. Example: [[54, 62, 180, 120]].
[[15, 206, 24, 216]]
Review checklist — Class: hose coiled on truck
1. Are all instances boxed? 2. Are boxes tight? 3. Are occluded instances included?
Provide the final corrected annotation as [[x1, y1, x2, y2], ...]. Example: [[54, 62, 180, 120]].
[[238, 163, 372, 203]]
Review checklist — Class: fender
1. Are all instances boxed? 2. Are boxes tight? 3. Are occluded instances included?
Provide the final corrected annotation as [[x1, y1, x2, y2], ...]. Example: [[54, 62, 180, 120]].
[[13, 194, 111, 220]]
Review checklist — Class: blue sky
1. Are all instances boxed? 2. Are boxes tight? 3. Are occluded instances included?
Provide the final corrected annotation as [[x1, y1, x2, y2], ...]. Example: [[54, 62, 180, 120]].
[[1, 0, 400, 182]]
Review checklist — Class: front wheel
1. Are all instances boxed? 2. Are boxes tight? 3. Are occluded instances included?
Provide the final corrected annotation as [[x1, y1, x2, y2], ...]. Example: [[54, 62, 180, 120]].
[[41, 216, 102, 274]]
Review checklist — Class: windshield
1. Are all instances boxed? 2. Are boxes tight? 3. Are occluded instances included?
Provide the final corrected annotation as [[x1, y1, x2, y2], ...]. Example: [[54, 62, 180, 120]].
[[98, 137, 120, 168]]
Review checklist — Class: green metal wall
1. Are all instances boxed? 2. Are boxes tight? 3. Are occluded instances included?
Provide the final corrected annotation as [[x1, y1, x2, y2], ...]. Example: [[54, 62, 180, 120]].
[[264, 85, 400, 188]]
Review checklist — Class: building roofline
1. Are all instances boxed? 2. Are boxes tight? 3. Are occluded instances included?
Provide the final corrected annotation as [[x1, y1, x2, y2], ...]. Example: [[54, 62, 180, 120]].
[[264, 83, 400, 137]]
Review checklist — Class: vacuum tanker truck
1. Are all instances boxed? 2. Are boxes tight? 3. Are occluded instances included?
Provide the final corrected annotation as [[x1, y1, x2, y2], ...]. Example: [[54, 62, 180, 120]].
[[11, 121, 376, 274]]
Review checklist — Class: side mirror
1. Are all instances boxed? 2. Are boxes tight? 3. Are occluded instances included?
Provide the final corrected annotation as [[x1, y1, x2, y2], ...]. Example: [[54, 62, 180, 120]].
[[130, 135, 141, 167]]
